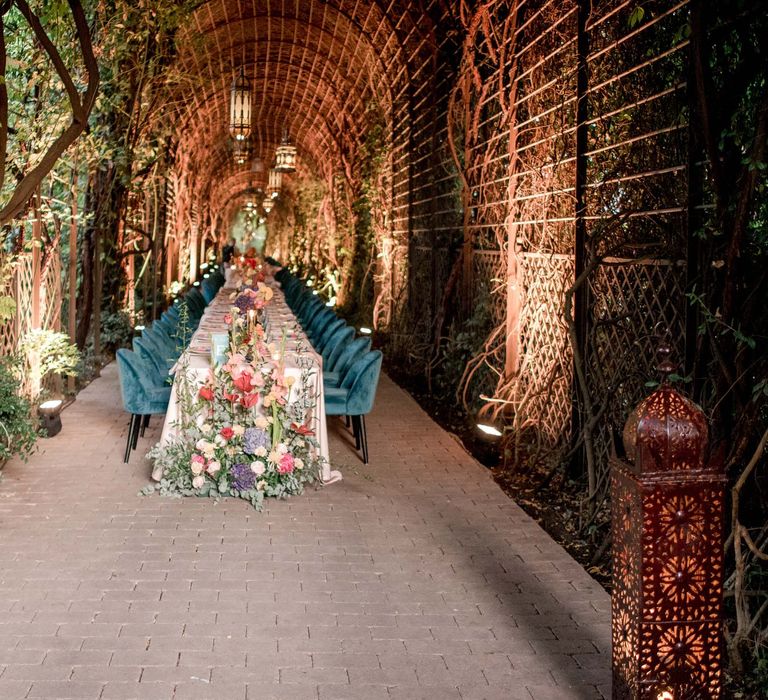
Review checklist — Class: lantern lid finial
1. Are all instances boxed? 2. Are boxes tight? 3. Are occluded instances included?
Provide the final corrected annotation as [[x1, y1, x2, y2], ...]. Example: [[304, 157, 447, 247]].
[[622, 341, 710, 474]]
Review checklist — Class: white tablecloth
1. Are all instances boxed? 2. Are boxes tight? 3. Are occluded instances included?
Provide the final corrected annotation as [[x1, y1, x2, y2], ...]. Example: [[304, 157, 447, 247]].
[[155, 280, 341, 485]]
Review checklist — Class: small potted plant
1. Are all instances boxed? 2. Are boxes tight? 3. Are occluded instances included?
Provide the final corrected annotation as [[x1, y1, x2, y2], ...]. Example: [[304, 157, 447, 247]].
[[19, 329, 81, 437], [0, 357, 40, 468]]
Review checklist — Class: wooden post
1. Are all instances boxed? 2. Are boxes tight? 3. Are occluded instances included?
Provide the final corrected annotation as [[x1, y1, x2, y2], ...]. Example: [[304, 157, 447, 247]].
[[611, 345, 724, 698], [504, 244, 521, 377], [31, 188, 42, 329], [92, 227, 102, 366], [68, 167, 78, 393]]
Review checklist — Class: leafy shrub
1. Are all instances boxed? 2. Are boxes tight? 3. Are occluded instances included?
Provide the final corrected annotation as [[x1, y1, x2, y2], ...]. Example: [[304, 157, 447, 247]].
[[0, 357, 39, 464], [100, 310, 134, 353], [19, 329, 82, 404]]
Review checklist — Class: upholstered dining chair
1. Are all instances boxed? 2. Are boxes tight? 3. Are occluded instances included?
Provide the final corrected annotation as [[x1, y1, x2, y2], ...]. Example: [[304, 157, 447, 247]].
[[116, 349, 172, 463], [320, 326, 355, 364], [323, 337, 372, 388], [324, 350, 383, 464]]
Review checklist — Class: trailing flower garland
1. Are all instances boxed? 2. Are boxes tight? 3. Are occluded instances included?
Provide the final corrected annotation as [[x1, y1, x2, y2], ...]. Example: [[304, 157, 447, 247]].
[[146, 285, 323, 510]]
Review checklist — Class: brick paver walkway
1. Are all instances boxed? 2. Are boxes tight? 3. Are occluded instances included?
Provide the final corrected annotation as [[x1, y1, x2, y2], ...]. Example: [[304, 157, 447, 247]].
[[0, 364, 610, 699]]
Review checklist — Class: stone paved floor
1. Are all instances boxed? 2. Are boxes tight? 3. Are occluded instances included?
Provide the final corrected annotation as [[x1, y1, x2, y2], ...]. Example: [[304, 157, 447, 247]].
[[0, 364, 611, 699]]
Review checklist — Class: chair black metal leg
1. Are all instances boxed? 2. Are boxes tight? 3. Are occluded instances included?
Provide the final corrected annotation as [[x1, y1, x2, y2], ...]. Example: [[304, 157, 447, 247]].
[[124, 414, 138, 463], [360, 415, 369, 465], [351, 415, 360, 450], [140, 414, 150, 437], [131, 414, 141, 450], [345, 415, 350, 429]]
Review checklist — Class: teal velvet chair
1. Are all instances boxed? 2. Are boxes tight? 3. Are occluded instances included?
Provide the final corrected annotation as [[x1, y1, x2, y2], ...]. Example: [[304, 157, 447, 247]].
[[324, 337, 371, 388], [314, 318, 345, 352], [307, 310, 336, 342], [133, 337, 171, 382], [324, 350, 383, 464], [145, 325, 178, 360], [320, 326, 354, 364], [116, 349, 172, 463], [201, 279, 217, 303]]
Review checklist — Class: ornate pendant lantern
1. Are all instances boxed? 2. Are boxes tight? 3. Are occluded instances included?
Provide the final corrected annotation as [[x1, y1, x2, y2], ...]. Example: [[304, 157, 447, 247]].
[[274, 128, 297, 172], [268, 168, 282, 197], [262, 197, 274, 214], [229, 68, 252, 141], [233, 137, 250, 166]]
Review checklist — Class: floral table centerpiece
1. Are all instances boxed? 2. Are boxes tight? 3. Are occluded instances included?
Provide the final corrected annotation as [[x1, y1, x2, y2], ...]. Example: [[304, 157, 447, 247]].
[[147, 288, 323, 510]]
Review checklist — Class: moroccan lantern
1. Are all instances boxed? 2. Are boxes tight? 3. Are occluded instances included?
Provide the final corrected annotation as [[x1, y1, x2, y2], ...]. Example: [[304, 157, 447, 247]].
[[274, 128, 297, 172], [268, 168, 282, 197], [229, 67, 251, 141], [232, 137, 250, 166], [611, 344, 724, 699]]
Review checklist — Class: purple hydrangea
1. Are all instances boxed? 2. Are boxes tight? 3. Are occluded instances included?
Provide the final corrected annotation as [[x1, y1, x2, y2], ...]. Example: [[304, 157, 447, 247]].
[[230, 462, 256, 491], [233, 293, 256, 313], [243, 427, 270, 455]]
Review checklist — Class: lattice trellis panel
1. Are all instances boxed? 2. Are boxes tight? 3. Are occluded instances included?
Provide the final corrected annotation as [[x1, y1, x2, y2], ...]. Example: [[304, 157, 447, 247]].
[[517, 253, 575, 445], [0, 251, 64, 361], [471, 250, 505, 326], [588, 258, 688, 467], [41, 255, 62, 332], [0, 257, 19, 358]]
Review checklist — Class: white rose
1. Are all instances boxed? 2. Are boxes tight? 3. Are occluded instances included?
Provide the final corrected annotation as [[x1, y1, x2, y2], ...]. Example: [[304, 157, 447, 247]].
[[232, 425, 245, 436], [257, 480, 267, 491], [192, 475, 205, 489], [294, 458, 304, 470], [255, 416, 269, 429], [254, 446, 268, 457], [190, 462, 204, 476], [250, 461, 265, 475], [268, 450, 280, 465], [206, 460, 221, 475], [200, 423, 211, 434], [277, 443, 288, 455], [214, 435, 226, 446]]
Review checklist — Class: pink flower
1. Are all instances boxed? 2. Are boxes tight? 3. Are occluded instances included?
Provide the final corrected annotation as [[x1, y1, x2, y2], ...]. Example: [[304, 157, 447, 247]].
[[220, 427, 234, 440], [198, 386, 214, 401], [278, 453, 295, 474], [206, 460, 221, 476], [240, 393, 259, 409], [190, 454, 205, 475], [233, 372, 254, 393]]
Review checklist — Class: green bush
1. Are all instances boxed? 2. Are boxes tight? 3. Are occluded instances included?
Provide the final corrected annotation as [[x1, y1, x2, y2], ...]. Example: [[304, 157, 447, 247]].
[[0, 357, 39, 464], [100, 310, 135, 353]]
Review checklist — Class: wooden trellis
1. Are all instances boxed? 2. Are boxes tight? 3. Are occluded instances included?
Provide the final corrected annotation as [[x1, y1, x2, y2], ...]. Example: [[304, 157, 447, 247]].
[[0, 250, 63, 359]]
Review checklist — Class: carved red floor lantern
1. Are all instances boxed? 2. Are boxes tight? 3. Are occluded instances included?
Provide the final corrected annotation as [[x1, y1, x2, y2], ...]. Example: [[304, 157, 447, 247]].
[[611, 344, 725, 699]]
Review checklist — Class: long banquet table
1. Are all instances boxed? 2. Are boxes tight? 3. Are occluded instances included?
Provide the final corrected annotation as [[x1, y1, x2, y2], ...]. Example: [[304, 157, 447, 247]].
[[154, 278, 342, 485]]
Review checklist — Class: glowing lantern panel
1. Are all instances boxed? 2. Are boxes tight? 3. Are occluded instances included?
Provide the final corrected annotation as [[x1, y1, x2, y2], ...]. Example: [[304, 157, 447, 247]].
[[229, 68, 252, 141]]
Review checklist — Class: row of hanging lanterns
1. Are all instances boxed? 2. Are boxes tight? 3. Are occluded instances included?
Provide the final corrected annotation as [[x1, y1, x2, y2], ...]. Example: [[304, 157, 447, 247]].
[[229, 67, 297, 181]]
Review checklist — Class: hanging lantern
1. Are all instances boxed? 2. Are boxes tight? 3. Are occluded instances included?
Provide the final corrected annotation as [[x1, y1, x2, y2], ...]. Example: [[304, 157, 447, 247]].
[[274, 128, 297, 173], [268, 168, 282, 197], [262, 197, 274, 214], [229, 68, 252, 141], [233, 137, 250, 166]]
